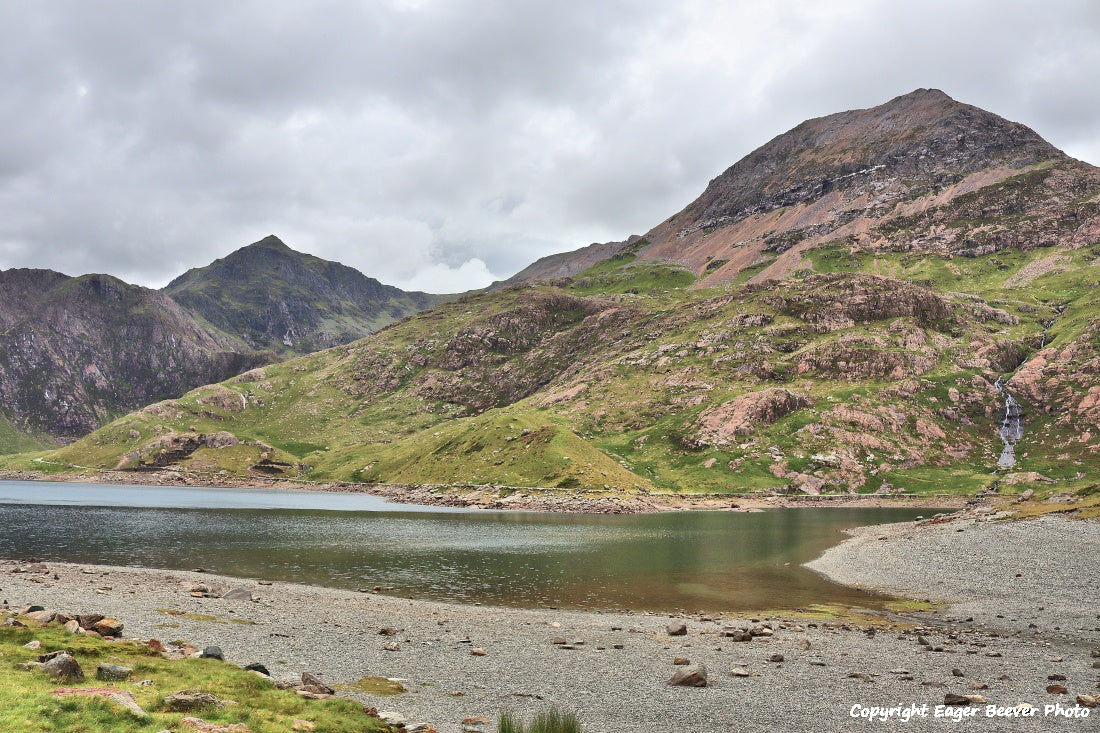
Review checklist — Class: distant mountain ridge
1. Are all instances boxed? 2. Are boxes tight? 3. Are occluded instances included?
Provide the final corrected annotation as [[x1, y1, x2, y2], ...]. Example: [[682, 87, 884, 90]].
[[164, 235, 451, 355], [0, 269, 264, 446], [0, 237, 450, 448]]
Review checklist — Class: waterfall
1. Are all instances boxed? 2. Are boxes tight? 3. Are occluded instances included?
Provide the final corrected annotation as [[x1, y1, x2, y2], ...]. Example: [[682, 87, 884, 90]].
[[993, 377, 1023, 467]]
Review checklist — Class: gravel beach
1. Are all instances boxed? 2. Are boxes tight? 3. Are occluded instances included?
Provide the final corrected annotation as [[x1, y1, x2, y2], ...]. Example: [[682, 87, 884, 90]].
[[3, 513, 1098, 732]]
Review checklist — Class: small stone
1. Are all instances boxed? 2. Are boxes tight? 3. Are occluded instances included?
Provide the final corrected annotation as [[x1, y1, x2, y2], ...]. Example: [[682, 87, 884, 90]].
[[470, 647, 487, 656], [64, 620, 81, 634], [1046, 684, 1068, 695], [244, 663, 270, 676], [952, 668, 964, 677], [917, 635, 930, 646], [667, 621, 687, 636], [379, 627, 399, 636], [847, 673, 873, 681], [1076, 695, 1098, 708], [383, 642, 401, 651], [96, 663, 133, 681], [378, 712, 406, 726], [1048, 674, 1066, 681], [944, 693, 981, 706], [550, 637, 567, 645], [668, 663, 708, 687], [984, 651, 1002, 657], [673, 657, 690, 665], [768, 653, 784, 663], [730, 667, 751, 677], [969, 682, 989, 690], [23, 640, 41, 650]]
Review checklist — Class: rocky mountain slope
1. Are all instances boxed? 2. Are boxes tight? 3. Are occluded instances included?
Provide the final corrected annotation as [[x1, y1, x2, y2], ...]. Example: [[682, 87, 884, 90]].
[[512, 89, 1099, 288], [0, 270, 265, 448], [0, 238, 449, 450], [10, 90, 1100, 496], [164, 236, 450, 355]]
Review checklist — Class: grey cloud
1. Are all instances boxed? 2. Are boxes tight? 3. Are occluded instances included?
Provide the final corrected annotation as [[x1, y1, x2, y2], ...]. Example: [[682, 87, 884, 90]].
[[0, 1, 1096, 293]]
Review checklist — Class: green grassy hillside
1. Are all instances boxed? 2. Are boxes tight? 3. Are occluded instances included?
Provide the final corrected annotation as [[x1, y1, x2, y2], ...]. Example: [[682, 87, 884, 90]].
[[13, 232, 1096, 496]]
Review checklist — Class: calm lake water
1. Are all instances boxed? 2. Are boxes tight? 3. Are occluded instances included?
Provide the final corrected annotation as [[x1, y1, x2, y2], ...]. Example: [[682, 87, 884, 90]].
[[0, 481, 930, 612]]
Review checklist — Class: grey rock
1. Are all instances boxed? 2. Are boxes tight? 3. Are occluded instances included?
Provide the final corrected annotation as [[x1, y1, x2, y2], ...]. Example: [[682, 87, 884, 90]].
[[221, 587, 254, 601], [163, 690, 222, 712], [200, 646, 224, 661], [667, 621, 687, 636], [668, 663, 708, 687], [301, 672, 334, 695], [44, 653, 84, 681], [96, 663, 133, 681]]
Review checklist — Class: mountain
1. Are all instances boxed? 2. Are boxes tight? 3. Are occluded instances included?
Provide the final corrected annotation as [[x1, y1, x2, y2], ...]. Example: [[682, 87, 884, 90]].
[[11, 90, 1100, 498], [164, 235, 451, 355], [0, 269, 266, 448], [510, 88, 1097, 288]]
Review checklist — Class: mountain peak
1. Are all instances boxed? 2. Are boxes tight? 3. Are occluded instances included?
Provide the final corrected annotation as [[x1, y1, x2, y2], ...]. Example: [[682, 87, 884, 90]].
[[244, 234, 292, 252], [680, 89, 1064, 228]]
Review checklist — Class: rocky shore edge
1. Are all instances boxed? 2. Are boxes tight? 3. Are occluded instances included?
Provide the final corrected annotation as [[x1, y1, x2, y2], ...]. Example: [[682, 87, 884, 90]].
[[0, 467, 969, 514]]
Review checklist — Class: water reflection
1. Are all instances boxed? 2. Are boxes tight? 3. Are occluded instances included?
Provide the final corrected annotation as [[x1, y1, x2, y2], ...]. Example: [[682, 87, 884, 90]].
[[0, 482, 928, 612]]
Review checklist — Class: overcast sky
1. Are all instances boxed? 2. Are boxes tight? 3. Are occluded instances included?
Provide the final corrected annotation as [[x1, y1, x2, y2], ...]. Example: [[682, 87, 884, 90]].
[[1, 1, 1098, 292]]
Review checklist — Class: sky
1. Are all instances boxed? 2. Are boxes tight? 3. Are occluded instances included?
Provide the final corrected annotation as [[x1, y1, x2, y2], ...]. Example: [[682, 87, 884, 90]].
[[1, 1, 1098, 293]]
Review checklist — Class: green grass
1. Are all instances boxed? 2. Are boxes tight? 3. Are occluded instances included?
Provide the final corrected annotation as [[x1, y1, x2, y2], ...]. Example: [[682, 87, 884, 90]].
[[499, 707, 582, 733], [0, 620, 388, 733]]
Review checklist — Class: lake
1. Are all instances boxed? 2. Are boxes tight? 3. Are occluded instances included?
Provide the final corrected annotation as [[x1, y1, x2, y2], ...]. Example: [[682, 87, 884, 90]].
[[0, 480, 931, 612]]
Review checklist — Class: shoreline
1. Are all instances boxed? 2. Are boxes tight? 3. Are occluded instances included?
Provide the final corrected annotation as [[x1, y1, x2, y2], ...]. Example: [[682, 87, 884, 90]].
[[3, 512, 1098, 731], [0, 467, 971, 514]]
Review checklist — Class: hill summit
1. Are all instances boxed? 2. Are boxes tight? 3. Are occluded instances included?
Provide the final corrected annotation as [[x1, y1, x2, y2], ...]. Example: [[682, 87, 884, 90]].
[[164, 235, 449, 355]]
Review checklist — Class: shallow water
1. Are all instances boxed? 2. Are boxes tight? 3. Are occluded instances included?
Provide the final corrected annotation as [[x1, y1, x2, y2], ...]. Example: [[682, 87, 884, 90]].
[[0, 480, 929, 612]]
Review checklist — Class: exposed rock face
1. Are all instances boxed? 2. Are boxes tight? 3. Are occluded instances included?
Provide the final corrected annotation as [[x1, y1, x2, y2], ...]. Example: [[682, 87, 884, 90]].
[[165, 235, 448, 355], [693, 389, 814, 446], [0, 269, 266, 443]]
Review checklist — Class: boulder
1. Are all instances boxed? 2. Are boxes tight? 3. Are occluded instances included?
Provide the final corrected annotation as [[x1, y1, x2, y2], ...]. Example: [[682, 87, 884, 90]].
[[52, 688, 146, 718], [723, 628, 752, 642], [25, 609, 58, 624], [668, 663, 708, 687], [200, 646, 224, 661], [221, 588, 254, 601], [77, 614, 105, 630], [163, 691, 223, 712], [92, 618, 123, 637], [300, 672, 334, 695], [96, 663, 133, 681], [44, 653, 84, 681]]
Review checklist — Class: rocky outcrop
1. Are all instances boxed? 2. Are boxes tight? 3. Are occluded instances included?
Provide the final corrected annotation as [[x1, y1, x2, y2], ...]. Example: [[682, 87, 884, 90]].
[[692, 389, 814, 446], [116, 431, 240, 470]]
